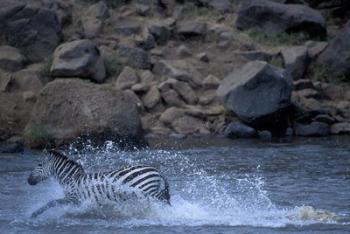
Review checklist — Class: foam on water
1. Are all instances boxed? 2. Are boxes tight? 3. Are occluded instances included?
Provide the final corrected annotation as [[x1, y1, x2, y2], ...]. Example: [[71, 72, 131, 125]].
[[18, 142, 345, 228]]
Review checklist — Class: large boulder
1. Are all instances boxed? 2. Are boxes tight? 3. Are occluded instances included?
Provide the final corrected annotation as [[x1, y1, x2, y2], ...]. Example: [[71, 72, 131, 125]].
[[0, 46, 26, 72], [50, 40, 106, 83], [217, 61, 292, 135], [0, 1, 62, 62], [24, 79, 147, 148], [236, 0, 326, 39], [315, 21, 350, 81], [0, 92, 32, 140]]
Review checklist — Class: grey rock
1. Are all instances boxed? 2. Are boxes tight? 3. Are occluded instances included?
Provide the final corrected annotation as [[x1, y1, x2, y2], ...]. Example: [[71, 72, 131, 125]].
[[1, 1, 63, 62], [114, 20, 141, 36], [217, 61, 292, 134], [177, 20, 207, 37], [224, 121, 257, 139], [196, 52, 209, 62], [177, 45, 192, 58], [207, 0, 232, 12], [293, 79, 314, 91], [161, 89, 185, 107], [316, 21, 350, 80], [0, 46, 26, 72], [236, 0, 326, 39], [24, 79, 147, 148], [173, 81, 198, 104], [50, 39, 106, 83], [43, 0, 72, 26], [258, 130, 272, 141], [330, 122, 350, 135], [82, 1, 109, 38], [149, 24, 171, 45], [142, 86, 161, 109], [294, 121, 330, 137], [281, 45, 309, 80], [116, 46, 152, 70], [202, 75, 220, 89], [115, 66, 139, 90]]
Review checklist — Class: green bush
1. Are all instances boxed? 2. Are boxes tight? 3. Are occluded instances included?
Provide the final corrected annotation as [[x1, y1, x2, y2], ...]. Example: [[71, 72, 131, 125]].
[[25, 123, 54, 147]]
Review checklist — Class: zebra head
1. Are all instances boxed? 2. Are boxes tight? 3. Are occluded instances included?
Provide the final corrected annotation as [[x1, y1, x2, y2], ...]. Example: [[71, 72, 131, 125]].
[[28, 157, 52, 185]]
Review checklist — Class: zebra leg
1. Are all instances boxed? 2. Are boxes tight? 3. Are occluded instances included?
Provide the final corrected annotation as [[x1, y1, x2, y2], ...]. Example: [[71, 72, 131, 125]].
[[31, 198, 78, 218]]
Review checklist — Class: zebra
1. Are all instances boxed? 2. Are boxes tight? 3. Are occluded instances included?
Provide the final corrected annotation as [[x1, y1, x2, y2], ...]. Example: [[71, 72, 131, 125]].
[[27, 150, 170, 218]]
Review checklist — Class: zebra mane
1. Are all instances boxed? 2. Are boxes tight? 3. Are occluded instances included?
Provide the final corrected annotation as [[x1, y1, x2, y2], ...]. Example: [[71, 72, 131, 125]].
[[47, 150, 85, 173]]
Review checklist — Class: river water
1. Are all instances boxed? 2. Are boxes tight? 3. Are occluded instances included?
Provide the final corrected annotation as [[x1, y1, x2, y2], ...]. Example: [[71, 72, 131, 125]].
[[0, 137, 349, 233]]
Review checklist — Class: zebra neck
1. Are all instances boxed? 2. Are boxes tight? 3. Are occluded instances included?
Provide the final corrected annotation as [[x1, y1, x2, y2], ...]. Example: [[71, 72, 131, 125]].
[[52, 160, 85, 185]]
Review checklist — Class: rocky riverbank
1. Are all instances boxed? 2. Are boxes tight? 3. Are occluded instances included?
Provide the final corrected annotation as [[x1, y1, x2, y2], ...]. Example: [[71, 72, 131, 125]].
[[1, 0, 350, 150]]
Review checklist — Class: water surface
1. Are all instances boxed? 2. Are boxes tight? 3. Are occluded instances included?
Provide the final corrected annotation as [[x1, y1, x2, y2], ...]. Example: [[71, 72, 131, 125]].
[[1, 137, 349, 233]]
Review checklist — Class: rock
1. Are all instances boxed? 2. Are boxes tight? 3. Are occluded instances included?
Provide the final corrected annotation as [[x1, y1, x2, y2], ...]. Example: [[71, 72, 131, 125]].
[[236, 0, 326, 39], [281, 45, 309, 80], [0, 142, 23, 153], [185, 105, 225, 119], [115, 66, 139, 90], [132, 70, 153, 93], [199, 90, 217, 105], [0, 92, 32, 140], [172, 81, 198, 104], [217, 61, 292, 134], [1, 1, 63, 62], [158, 78, 178, 92], [294, 89, 322, 100], [149, 24, 171, 45], [0, 70, 12, 92], [114, 20, 141, 36], [207, 0, 232, 12], [153, 60, 202, 89], [135, 31, 156, 51], [172, 115, 206, 135], [177, 45, 192, 58], [196, 52, 209, 63], [161, 89, 185, 107], [82, 1, 109, 38], [258, 130, 272, 141], [134, 3, 151, 16], [305, 41, 328, 58], [24, 79, 147, 148], [316, 21, 350, 80], [330, 122, 350, 135], [42, 0, 72, 26], [123, 89, 144, 112], [0, 46, 26, 72], [314, 114, 336, 125], [293, 79, 314, 91], [50, 40, 106, 83], [294, 121, 330, 137], [142, 86, 161, 109], [160, 107, 185, 125], [202, 75, 220, 89], [116, 46, 152, 70], [7, 69, 43, 93], [224, 121, 257, 139], [177, 20, 207, 38]]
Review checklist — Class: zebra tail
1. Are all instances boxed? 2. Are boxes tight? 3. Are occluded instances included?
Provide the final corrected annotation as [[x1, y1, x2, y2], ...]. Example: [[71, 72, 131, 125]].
[[156, 175, 171, 205]]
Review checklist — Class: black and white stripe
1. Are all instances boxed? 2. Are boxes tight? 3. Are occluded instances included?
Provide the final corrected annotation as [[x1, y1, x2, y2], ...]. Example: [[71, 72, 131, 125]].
[[28, 150, 170, 217]]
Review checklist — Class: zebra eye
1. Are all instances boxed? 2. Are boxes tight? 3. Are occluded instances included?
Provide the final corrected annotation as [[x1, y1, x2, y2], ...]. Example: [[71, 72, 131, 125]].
[[38, 163, 42, 167]]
